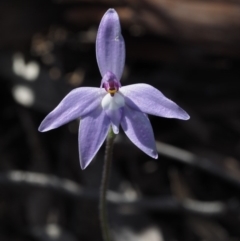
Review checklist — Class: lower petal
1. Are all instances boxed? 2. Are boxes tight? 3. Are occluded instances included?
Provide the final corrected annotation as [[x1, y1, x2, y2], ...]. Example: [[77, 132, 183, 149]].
[[121, 106, 158, 159], [79, 106, 110, 169]]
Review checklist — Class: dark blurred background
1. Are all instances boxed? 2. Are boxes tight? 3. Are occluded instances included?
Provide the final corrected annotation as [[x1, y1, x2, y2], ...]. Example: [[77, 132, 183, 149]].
[[0, 0, 240, 240]]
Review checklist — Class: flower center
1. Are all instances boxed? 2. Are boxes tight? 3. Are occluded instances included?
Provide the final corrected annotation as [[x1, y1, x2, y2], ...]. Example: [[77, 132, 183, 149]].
[[101, 92, 125, 111], [103, 79, 119, 96], [101, 72, 121, 97], [108, 88, 117, 95], [100, 72, 124, 133]]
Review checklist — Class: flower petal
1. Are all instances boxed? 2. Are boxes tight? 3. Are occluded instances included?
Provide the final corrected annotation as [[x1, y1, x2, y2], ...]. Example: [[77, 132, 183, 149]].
[[121, 105, 158, 159], [39, 87, 101, 132], [120, 84, 190, 120], [96, 8, 125, 81], [79, 106, 110, 169]]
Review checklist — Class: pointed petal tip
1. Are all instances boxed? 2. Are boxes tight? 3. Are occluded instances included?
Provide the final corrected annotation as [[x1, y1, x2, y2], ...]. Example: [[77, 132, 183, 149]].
[[80, 156, 92, 170], [103, 8, 118, 20], [38, 123, 49, 132], [184, 114, 190, 120], [180, 111, 190, 121], [169, 107, 190, 120], [38, 120, 56, 132], [80, 163, 88, 170], [141, 148, 158, 159], [38, 127, 45, 132], [151, 150, 158, 159], [103, 8, 119, 20], [107, 8, 116, 14]]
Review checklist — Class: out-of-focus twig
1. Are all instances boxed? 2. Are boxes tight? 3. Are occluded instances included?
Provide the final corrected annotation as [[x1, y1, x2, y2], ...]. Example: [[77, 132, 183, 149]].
[[156, 141, 240, 190], [0, 170, 236, 218]]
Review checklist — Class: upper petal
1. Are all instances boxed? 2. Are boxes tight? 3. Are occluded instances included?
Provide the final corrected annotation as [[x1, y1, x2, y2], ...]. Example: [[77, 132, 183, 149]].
[[39, 87, 101, 132], [120, 84, 190, 120], [96, 9, 125, 81], [121, 105, 158, 159], [79, 106, 110, 169]]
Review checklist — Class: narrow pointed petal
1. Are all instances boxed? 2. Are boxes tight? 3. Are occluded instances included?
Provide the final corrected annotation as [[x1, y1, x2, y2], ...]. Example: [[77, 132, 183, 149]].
[[121, 106, 158, 159], [79, 106, 110, 169], [39, 87, 101, 132], [96, 9, 125, 80], [120, 84, 190, 120]]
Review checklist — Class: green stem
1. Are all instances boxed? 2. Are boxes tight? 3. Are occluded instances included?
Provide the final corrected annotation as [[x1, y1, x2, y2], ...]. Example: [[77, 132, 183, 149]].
[[99, 128, 116, 241]]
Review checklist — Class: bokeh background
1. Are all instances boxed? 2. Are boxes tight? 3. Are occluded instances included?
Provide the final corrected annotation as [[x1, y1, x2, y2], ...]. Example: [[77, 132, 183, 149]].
[[0, 0, 240, 240]]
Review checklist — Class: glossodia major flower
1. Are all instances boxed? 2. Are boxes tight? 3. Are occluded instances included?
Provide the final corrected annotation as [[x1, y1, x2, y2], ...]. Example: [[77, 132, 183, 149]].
[[38, 9, 189, 169]]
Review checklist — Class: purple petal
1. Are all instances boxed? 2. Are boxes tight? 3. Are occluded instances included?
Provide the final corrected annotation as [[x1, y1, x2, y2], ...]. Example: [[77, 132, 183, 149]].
[[120, 84, 190, 120], [79, 106, 110, 169], [121, 105, 158, 159], [96, 9, 125, 81], [39, 87, 101, 132]]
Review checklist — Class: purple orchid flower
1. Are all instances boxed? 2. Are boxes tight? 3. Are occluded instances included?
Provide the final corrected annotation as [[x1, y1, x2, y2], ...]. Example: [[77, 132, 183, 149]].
[[39, 9, 189, 169]]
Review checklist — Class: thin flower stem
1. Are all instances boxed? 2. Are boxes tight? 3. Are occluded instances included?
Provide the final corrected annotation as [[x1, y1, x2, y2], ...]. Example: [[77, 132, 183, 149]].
[[99, 128, 116, 241]]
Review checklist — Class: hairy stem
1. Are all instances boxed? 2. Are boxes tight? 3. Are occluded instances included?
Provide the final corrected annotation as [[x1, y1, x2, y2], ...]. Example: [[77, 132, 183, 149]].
[[99, 128, 116, 241]]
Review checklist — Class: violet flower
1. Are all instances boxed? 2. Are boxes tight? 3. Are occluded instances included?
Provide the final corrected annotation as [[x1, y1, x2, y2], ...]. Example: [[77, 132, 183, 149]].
[[39, 9, 189, 169]]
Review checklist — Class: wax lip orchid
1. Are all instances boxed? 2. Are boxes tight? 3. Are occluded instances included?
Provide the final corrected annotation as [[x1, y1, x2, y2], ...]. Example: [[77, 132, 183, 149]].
[[38, 9, 190, 169]]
